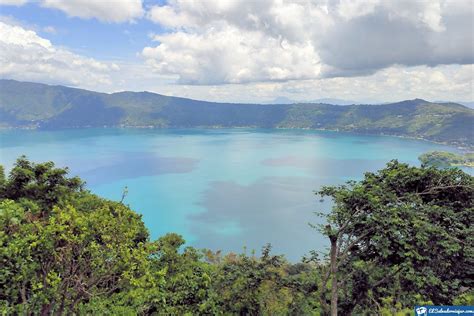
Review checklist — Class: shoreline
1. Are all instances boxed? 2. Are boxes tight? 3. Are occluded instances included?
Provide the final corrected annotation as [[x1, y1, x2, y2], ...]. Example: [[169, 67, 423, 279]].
[[1, 125, 472, 152]]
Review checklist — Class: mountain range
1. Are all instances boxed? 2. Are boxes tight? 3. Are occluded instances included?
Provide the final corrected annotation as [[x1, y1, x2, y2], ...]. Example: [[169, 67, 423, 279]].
[[1, 79, 473, 148], [266, 96, 359, 105]]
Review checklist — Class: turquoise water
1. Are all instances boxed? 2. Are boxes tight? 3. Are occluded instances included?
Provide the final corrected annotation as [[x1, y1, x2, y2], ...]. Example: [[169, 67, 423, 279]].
[[0, 128, 465, 260]]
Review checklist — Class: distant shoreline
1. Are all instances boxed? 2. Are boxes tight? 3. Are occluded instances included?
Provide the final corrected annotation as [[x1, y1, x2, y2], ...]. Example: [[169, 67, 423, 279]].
[[1, 125, 472, 152]]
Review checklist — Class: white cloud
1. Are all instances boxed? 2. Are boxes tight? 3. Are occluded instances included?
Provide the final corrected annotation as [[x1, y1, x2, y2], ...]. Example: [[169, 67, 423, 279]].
[[144, 0, 329, 84], [147, 4, 195, 29], [41, 0, 143, 23], [147, 0, 329, 42], [1, 19, 469, 104], [317, 0, 472, 78], [1, 0, 472, 104], [145, 0, 473, 85], [297, 65, 474, 103], [121, 64, 471, 105], [1, 0, 144, 23], [142, 25, 320, 85], [0, 21, 119, 89], [42, 25, 56, 34], [0, 0, 27, 6], [336, 0, 379, 20]]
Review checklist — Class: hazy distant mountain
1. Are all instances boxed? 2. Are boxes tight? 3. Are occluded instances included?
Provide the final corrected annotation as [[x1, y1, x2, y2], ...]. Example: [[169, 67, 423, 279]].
[[441, 101, 474, 109], [459, 102, 474, 109], [266, 96, 295, 104], [267, 96, 359, 105], [1, 79, 473, 147], [309, 98, 359, 105]]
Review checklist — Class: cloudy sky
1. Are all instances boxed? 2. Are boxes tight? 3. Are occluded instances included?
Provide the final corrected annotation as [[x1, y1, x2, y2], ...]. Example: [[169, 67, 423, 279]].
[[0, 0, 473, 103]]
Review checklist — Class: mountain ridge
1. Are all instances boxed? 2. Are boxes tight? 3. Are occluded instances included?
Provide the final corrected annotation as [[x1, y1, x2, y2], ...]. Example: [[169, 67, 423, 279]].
[[1, 79, 473, 148]]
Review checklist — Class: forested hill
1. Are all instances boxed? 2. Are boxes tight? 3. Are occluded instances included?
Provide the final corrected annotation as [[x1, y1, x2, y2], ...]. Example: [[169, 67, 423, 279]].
[[1, 79, 473, 147]]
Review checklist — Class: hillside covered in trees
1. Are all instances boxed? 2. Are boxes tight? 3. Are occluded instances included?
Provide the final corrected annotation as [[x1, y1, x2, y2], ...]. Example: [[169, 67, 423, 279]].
[[1, 80, 473, 147], [419, 151, 474, 168], [0, 157, 472, 315]]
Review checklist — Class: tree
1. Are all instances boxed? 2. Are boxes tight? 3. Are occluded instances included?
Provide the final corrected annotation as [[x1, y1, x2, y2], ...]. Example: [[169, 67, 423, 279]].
[[1, 156, 83, 211], [146, 233, 217, 314], [5, 156, 470, 315], [0, 157, 323, 315], [419, 151, 474, 168], [0, 157, 161, 315], [316, 160, 473, 315], [0, 165, 5, 188], [206, 244, 320, 315]]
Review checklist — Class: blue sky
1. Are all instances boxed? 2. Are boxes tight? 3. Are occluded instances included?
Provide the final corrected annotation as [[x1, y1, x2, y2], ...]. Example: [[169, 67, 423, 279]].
[[1, 1, 160, 60], [0, 0, 472, 103]]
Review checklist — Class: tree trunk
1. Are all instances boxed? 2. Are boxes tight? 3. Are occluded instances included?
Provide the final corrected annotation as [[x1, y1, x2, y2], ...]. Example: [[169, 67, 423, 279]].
[[40, 303, 52, 316], [320, 268, 330, 315], [329, 236, 338, 316]]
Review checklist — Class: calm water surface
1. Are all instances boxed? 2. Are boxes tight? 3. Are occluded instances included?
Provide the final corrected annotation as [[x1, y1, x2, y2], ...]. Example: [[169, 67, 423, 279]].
[[0, 128, 465, 260]]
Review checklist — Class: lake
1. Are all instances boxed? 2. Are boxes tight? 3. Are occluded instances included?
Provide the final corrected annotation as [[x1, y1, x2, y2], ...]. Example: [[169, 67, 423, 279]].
[[0, 128, 464, 260]]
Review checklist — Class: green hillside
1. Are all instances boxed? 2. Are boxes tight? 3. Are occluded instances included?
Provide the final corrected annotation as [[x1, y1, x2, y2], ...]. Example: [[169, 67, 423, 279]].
[[1, 79, 473, 147], [419, 151, 474, 168]]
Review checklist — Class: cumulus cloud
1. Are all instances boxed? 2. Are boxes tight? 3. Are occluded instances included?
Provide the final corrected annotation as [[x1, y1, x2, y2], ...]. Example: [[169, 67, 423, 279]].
[[285, 64, 474, 103], [318, 0, 473, 77], [0, 0, 471, 103], [147, 0, 330, 42], [0, 0, 27, 5], [142, 25, 320, 85], [40, 0, 143, 23], [138, 64, 473, 105], [41, 0, 143, 23], [1, 18, 468, 104], [144, 0, 328, 84], [0, 21, 119, 88], [144, 0, 473, 84], [1, 0, 144, 23]]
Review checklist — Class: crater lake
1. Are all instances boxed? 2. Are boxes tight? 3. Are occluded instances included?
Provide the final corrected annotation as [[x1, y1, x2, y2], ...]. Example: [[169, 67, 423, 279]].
[[0, 128, 467, 260]]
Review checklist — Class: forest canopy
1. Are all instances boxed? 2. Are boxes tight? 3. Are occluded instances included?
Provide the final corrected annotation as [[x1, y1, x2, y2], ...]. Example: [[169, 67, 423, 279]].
[[419, 151, 474, 168], [0, 157, 472, 315]]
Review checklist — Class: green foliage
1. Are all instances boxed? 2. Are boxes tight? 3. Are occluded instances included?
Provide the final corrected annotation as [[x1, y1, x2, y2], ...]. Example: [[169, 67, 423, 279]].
[[147, 233, 216, 314], [0, 157, 322, 315], [1, 157, 472, 315], [0, 158, 158, 314], [205, 245, 320, 315], [317, 160, 474, 314], [2, 80, 473, 147], [419, 151, 474, 168], [1, 155, 83, 210], [0, 165, 5, 187]]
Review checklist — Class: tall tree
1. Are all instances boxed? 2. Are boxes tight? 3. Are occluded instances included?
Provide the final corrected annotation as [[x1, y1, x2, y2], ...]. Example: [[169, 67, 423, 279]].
[[317, 161, 473, 315], [2, 156, 83, 211], [0, 158, 159, 315]]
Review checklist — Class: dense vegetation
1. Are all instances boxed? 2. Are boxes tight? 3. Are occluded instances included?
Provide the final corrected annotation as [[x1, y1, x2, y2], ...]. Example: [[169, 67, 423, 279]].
[[0, 157, 473, 315], [419, 151, 474, 168], [1, 79, 473, 147]]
